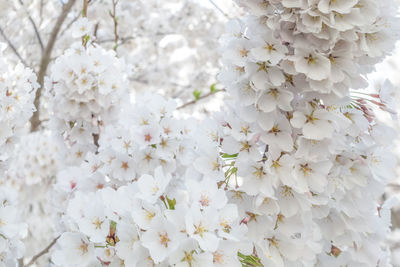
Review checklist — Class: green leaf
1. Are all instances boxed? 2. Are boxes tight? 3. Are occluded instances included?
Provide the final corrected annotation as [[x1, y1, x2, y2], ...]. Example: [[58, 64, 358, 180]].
[[238, 252, 263, 267], [210, 83, 217, 93], [193, 90, 201, 100], [83, 34, 90, 43], [221, 153, 238, 159], [166, 196, 176, 210]]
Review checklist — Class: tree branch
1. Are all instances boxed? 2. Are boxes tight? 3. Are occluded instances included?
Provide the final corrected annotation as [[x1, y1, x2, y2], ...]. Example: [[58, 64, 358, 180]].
[[30, 0, 77, 132], [96, 35, 133, 45], [177, 89, 225, 110], [208, 0, 229, 18], [0, 26, 29, 67], [59, 14, 80, 38], [82, 0, 88, 17], [18, 0, 44, 51], [109, 0, 120, 51], [24, 235, 60, 267]]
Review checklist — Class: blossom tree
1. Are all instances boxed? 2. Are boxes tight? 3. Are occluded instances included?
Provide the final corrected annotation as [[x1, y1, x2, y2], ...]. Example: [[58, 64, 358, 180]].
[[0, 0, 400, 266], [218, 0, 399, 266]]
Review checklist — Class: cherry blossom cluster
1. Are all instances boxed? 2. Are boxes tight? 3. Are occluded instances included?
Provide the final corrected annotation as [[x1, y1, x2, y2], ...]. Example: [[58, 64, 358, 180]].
[[216, 0, 400, 266], [46, 18, 130, 151], [0, 0, 239, 108], [4, 131, 63, 265], [51, 94, 251, 266], [0, 43, 36, 267], [7, 131, 62, 185], [0, 187, 27, 266], [0, 1, 399, 266], [0, 43, 38, 168]]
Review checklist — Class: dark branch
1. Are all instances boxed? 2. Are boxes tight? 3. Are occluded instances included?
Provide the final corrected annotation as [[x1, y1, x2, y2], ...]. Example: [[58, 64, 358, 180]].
[[59, 14, 80, 38], [24, 235, 60, 267], [19, 0, 44, 51], [0, 26, 29, 67], [109, 0, 120, 51], [177, 89, 225, 110], [208, 0, 229, 18], [82, 0, 88, 17], [30, 0, 77, 132]]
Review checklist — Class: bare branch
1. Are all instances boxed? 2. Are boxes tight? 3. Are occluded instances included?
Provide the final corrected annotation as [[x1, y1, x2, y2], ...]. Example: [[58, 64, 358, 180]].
[[93, 22, 99, 39], [59, 14, 80, 38], [39, 0, 44, 25], [0, 26, 29, 67], [82, 0, 88, 17], [18, 0, 44, 51], [177, 89, 225, 110], [109, 0, 120, 51], [208, 0, 229, 18], [96, 35, 134, 45], [24, 235, 60, 267], [30, 0, 77, 132]]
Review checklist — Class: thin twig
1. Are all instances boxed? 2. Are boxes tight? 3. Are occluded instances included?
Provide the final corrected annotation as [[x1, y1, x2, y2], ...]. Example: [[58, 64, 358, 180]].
[[18, 0, 44, 51], [24, 235, 60, 267], [59, 14, 80, 38], [96, 31, 172, 45], [208, 0, 229, 18], [109, 0, 120, 51], [93, 22, 99, 39], [96, 36, 133, 45], [39, 0, 44, 25], [0, 26, 29, 67], [30, 0, 77, 132], [81, 0, 90, 48], [177, 89, 225, 110], [82, 0, 88, 17]]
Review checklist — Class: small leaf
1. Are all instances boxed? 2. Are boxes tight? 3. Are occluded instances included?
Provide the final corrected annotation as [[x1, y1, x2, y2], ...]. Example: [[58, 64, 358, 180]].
[[166, 196, 176, 210], [238, 252, 263, 267], [83, 34, 90, 43], [193, 90, 201, 100], [210, 83, 217, 93], [221, 153, 238, 159]]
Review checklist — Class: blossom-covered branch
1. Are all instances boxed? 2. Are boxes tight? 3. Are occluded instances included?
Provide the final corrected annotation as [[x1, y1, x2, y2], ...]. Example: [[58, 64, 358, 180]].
[[30, 0, 77, 132]]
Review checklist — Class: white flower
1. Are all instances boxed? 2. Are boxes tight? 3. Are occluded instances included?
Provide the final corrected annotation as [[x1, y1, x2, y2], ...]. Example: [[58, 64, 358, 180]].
[[115, 221, 146, 266], [194, 149, 223, 181], [293, 48, 331, 81], [168, 239, 213, 267], [293, 160, 333, 193], [76, 200, 110, 243], [237, 160, 277, 197], [141, 217, 182, 263], [260, 113, 293, 152], [110, 154, 135, 181], [0, 206, 24, 239], [317, 0, 358, 14], [212, 240, 242, 267], [137, 166, 171, 204], [257, 85, 293, 112], [131, 199, 161, 230], [250, 31, 288, 65], [52, 232, 95, 267], [186, 178, 227, 210], [71, 17, 93, 38], [185, 208, 220, 252], [291, 105, 335, 140]]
